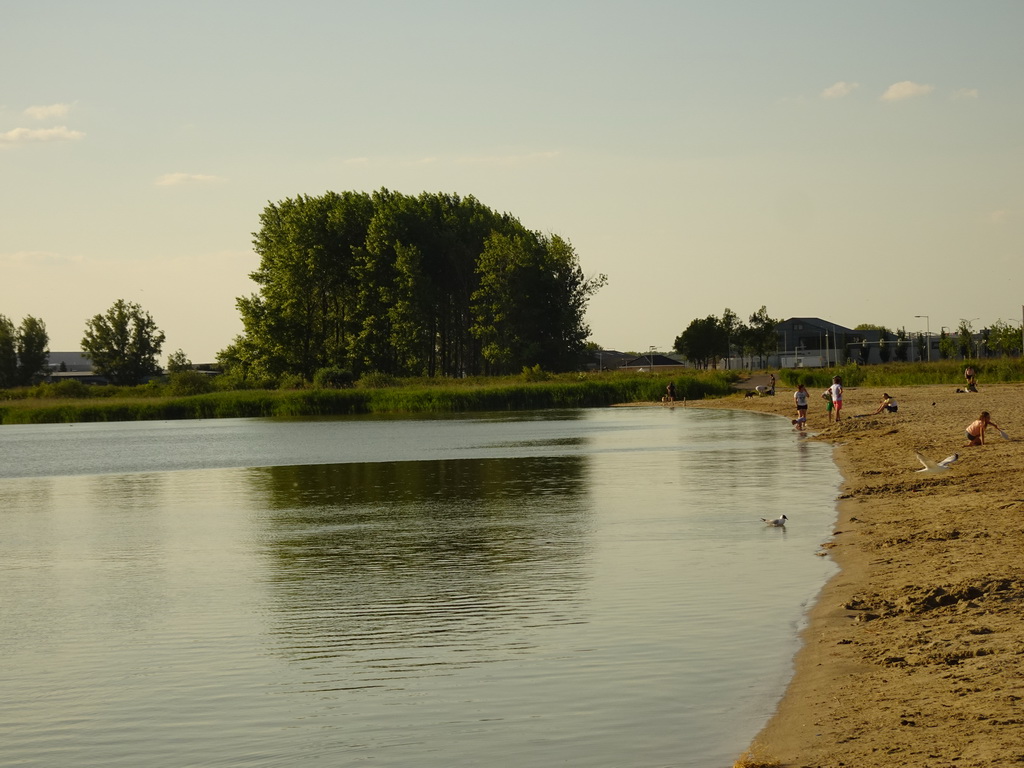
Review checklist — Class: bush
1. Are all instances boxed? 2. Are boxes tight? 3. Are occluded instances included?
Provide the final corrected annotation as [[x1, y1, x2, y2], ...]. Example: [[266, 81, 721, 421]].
[[357, 372, 400, 389], [277, 374, 306, 390], [313, 366, 354, 389], [168, 370, 215, 397], [520, 364, 551, 382], [36, 380, 90, 399]]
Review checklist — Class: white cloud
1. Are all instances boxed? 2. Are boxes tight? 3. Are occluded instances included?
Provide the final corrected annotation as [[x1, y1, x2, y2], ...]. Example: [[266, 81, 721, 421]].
[[457, 150, 561, 166], [952, 88, 979, 100], [155, 172, 226, 186], [881, 81, 935, 101], [821, 81, 860, 99], [0, 125, 85, 145], [0, 250, 83, 265], [24, 103, 72, 120]]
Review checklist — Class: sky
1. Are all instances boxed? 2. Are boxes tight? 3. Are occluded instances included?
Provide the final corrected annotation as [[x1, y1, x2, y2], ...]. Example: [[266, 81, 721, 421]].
[[3, 1, 1023, 363]]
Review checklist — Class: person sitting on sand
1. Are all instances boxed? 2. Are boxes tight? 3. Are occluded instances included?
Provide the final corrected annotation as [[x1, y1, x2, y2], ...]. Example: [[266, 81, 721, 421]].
[[869, 393, 898, 415], [965, 411, 1002, 446]]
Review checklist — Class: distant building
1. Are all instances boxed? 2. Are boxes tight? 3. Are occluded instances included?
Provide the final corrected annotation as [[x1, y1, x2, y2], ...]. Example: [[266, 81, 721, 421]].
[[773, 318, 933, 367], [618, 353, 688, 372], [45, 351, 93, 372], [585, 349, 633, 371]]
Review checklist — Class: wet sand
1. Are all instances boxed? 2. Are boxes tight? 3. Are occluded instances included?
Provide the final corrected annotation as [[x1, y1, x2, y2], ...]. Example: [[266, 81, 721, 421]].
[[690, 382, 1024, 768]]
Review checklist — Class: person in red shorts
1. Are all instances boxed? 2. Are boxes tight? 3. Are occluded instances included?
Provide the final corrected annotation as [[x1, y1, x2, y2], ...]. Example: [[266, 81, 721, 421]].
[[830, 376, 844, 421]]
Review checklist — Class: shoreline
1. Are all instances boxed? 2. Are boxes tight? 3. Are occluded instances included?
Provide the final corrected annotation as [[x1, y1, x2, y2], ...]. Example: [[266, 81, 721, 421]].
[[690, 382, 1024, 768]]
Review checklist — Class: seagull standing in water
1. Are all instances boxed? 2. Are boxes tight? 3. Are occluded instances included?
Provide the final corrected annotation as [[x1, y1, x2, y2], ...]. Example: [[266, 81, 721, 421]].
[[914, 452, 959, 473], [761, 514, 788, 527]]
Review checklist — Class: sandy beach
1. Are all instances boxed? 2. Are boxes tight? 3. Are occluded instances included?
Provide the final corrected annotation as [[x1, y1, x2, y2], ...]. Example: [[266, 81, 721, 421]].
[[688, 380, 1024, 768]]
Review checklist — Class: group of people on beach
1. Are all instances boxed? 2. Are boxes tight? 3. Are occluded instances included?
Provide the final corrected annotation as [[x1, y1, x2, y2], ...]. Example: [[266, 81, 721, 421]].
[[787, 370, 1003, 446], [791, 376, 844, 431]]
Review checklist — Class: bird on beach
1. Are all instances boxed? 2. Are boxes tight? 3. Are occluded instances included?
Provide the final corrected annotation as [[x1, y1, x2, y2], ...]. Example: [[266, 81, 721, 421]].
[[914, 452, 959, 473], [761, 514, 788, 527]]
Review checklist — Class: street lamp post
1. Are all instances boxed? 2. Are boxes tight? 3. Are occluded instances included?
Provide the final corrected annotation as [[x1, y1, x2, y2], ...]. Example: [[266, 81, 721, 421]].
[[649, 345, 657, 374], [914, 315, 930, 362]]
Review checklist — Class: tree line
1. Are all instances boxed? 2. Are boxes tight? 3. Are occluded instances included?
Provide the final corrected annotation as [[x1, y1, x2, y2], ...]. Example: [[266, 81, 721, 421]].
[[2, 302, 167, 388], [672, 306, 780, 368], [219, 189, 606, 381]]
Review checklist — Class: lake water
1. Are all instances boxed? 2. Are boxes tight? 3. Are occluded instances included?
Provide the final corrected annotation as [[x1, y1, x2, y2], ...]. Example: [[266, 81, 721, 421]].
[[0, 406, 841, 767]]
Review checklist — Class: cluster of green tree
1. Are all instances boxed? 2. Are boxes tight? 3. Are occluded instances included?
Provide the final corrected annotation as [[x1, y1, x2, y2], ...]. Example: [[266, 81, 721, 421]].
[[218, 189, 606, 381], [851, 324, 910, 363], [937, 319, 1023, 360], [672, 307, 779, 368], [81, 299, 166, 385], [0, 315, 49, 387]]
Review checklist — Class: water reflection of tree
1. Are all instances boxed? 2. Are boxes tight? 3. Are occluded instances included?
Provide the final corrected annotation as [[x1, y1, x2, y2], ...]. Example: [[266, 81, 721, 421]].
[[247, 456, 593, 668]]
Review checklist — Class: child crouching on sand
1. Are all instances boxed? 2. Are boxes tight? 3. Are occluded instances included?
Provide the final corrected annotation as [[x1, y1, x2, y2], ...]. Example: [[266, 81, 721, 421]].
[[965, 411, 1002, 446]]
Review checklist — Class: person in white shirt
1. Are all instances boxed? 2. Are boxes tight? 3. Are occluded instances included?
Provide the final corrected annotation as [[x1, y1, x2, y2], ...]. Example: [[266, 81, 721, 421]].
[[830, 376, 844, 421], [870, 393, 898, 414], [792, 384, 809, 430]]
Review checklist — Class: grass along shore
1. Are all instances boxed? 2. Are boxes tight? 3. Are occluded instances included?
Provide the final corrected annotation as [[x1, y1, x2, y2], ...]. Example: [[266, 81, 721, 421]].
[[0, 370, 738, 424], [4, 359, 1021, 426]]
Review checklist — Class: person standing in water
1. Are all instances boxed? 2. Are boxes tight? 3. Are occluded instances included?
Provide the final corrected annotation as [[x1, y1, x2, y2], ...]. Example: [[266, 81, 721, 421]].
[[792, 383, 809, 431]]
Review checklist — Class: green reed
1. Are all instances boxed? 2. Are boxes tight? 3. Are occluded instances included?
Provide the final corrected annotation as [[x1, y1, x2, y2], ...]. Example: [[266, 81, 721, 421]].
[[0, 371, 738, 424]]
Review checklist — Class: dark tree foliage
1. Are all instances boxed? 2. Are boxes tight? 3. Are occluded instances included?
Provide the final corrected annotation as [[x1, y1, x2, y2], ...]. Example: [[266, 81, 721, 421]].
[[746, 305, 780, 367], [234, 190, 604, 379], [0, 314, 50, 387], [673, 306, 780, 369], [674, 316, 726, 369], [81, 300, 166, 385], [0, 315, 16, 387]]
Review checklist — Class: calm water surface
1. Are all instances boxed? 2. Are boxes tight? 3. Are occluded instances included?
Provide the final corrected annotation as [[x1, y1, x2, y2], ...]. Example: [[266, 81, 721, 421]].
[[0, 407, 841, 767]]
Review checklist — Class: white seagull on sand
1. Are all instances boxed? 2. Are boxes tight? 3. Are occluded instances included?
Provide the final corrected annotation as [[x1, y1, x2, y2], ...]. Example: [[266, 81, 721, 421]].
[[914, 452, 959, 473], [761, 514, 788, 527]]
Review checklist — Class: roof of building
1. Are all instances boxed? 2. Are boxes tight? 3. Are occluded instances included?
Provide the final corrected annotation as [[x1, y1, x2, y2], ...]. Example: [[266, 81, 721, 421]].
[[777, 317, 857, 335]]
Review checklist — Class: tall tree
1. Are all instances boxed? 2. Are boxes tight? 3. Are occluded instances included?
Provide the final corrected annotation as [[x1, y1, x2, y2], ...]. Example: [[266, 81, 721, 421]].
[[877, 327, 893, 363], [956, 319, 976, 359], [719, 308, 742, 368], [938, 329, 955, 360], [0, 314, 50, 387], [673, 316, 725, 369], [746, 306, 780, 367], [16, 316, 49, 384], [893, 329, 908, 362], [471, 231, 603, 374], [81, 300, 166, 385], [0, 315, 17, 388], [241, 191, 374, 379]]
